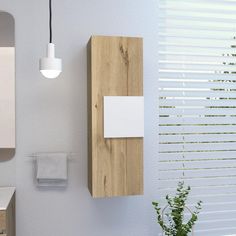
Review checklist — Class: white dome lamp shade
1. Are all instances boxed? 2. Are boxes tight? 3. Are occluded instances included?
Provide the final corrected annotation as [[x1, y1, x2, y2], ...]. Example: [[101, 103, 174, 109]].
[[40, 43, 62, 79], [39, 0, 62, 79]]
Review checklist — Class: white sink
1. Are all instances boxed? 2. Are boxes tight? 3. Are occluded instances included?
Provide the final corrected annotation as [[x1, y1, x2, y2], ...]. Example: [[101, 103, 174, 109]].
[[0, 187, 15, 210]]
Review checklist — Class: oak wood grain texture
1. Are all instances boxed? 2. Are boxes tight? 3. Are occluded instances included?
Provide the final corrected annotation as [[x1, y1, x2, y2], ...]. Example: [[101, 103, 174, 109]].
[[0, 193, 15, 236], [87, 36, 143, 198], [0, 210, 6, 233], [6, 193, 15, 236]]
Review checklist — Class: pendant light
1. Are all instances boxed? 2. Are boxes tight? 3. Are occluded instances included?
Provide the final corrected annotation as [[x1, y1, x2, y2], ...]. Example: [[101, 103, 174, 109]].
[[39, 0, 62, 79]]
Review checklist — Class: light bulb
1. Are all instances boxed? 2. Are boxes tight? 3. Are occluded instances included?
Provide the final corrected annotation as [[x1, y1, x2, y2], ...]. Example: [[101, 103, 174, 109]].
[[39, 43, 62, 79], [40, 69, 61, 79]]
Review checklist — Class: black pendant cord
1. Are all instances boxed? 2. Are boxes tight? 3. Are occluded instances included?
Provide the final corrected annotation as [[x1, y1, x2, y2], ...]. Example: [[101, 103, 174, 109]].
[[49, 0, 52, 43]]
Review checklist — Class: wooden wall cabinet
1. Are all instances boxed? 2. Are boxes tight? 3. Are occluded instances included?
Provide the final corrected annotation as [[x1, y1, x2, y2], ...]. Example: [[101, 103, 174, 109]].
[[87, 36, 143, 198], [0, 188, 15, 236]]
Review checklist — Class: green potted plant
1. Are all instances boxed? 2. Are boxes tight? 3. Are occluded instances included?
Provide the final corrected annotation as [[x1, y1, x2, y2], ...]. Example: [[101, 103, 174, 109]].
[[152, 182, 202, 236]]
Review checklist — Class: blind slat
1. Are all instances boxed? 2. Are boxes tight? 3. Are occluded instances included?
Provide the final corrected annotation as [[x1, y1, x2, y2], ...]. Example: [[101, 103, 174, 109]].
[[159, 90, 236, 98], [159, 143, 236, 152], [159, 151, 236, 162], [159, 47, 236, 55], [160, 10, 236, 21], [159, 108, 236, 116], [159, 133, 236, 143], [158, 184, 236, 196], [159, 100, 236, 107], [160, 2, 236, 12], [158, 178, 236, 189], [159, 55, 236, 63], [159, 29, 236, 40], [159, 125, 236, 134], [159, 81, 236, 89]]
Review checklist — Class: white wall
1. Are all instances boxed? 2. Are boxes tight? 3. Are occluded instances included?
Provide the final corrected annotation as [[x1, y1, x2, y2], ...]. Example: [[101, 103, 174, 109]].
[[0, 0, 159, 235]]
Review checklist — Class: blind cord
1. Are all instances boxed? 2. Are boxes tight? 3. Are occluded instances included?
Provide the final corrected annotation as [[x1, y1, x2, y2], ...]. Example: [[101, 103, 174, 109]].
[[49, 0, 52, 43]]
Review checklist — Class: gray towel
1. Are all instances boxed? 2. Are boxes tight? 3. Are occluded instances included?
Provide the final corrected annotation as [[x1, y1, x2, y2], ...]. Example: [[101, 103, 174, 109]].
[[36, 153, 68, 187]]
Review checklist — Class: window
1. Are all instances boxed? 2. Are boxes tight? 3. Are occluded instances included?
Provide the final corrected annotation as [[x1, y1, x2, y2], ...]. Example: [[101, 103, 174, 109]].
[[158, 0, 236, 235]]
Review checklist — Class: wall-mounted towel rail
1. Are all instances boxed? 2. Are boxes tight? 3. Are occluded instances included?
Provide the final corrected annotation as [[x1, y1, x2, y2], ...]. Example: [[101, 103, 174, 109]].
[[27, 152, 79, 160]]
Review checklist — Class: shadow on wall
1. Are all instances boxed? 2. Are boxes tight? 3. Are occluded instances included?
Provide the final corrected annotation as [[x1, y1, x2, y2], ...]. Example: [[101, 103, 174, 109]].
[[0, 149, 15, 161]]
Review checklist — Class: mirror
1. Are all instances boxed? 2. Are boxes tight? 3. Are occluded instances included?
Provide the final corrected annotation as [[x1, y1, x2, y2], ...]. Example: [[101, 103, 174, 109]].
[[0, 12, 15, 159]]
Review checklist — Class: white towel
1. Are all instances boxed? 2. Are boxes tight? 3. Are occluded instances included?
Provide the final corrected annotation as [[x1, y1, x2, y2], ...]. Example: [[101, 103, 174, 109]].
[[36, 153, 68, 187]]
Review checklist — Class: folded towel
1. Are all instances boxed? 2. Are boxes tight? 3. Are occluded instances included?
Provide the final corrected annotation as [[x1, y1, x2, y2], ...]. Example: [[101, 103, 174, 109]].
[[37, 179, 67, 187], [36, 153, 68, 187]]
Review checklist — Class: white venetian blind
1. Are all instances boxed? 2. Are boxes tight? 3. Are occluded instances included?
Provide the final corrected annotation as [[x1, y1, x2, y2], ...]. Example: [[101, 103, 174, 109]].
[[158, 0, 236, 235]]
